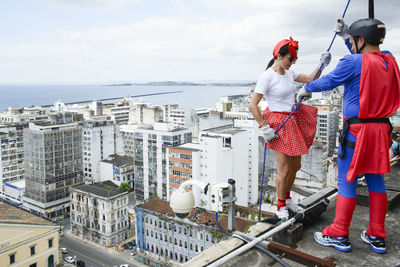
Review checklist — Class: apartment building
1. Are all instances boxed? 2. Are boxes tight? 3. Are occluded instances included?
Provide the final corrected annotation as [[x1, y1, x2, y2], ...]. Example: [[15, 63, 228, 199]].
[[23, 122, 83, 218], [233, 119, 259, 205], [82, 121, 124, 183], [102, 100, 131, 124], [314, 104, 340, 157], [121, 123, 192, 201], [0, 124, 27, 193], [0, 202, 61, 267], [99, 154, 134, 187], [0, 107, 83, 125], [129, 103, 164, 125], [199, 125, 256, 207], [198, 111, 233, 133], [70, 181, 130, 247], [134, 199, 253, 265], [167, 143, 201, 202], [0, 107, 49, 124]]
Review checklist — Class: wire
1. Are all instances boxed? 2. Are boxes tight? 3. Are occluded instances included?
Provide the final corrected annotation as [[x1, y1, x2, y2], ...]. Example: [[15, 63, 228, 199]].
[[258, 143, 267, 222]]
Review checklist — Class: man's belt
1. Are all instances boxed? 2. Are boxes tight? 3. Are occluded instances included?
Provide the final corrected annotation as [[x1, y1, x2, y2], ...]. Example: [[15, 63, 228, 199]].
[[338, 117, 392, 159]]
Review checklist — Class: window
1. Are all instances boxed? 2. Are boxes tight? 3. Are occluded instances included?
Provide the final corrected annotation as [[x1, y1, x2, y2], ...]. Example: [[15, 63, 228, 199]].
[[30, 246, 35, 256], [29, 264, 37, 267], [223, 137, 231, 148], [9, 254, 15, 264], [48, 239, 53, 248]]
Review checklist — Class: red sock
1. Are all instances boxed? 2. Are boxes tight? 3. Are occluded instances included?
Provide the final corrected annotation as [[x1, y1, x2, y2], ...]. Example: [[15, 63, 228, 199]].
[[285, 192, 291, 199], [322, 194, 356, 237], [277, 199, 286, 211], [367, 191, 387, 238]]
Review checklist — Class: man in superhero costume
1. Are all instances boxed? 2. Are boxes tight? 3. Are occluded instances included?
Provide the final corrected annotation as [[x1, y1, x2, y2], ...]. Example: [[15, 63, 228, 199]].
[[297, 18, 400, 254]]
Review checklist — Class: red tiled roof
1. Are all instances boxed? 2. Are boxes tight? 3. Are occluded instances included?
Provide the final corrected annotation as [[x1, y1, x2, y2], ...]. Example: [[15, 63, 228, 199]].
[[139, 199, 255, 232]]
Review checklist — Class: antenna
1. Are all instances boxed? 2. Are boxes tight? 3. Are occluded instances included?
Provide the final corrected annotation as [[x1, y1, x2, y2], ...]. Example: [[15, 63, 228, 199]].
[[369, 0, 374, 18]]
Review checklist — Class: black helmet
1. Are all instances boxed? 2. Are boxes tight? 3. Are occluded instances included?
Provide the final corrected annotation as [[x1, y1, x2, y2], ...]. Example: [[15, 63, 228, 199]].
[[348, 18, 385, 45]]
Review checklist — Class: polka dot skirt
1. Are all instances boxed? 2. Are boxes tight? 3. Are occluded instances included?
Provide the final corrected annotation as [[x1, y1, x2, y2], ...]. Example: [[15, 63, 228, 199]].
[[262, 104, 318, 156]]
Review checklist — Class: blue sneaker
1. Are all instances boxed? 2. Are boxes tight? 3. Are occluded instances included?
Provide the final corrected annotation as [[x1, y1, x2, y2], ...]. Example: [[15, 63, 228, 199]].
[[314, 232, 352, 252], [361, 230, 387, 254]]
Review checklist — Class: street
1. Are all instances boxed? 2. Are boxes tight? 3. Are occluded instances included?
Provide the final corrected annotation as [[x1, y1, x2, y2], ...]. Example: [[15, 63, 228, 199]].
[[60, 218, 145, 267]]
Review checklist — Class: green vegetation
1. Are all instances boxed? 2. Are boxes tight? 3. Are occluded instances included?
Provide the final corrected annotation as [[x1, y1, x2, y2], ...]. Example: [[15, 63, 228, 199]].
[[119, 182, 131, 191]]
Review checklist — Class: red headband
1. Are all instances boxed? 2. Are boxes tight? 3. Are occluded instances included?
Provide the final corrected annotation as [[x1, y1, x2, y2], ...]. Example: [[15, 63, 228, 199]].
[[273, 37, 299, 59]]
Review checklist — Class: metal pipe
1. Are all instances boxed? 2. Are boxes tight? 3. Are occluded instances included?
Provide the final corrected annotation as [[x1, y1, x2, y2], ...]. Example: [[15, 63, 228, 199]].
[[208, 193, 338, 267], [369, 0, 374, 18], [208, 215, 298, 267], [233, 233, 290, 267]]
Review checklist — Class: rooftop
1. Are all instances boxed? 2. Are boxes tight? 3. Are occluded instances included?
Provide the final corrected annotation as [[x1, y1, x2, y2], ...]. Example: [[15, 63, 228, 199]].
[[102, 154, 133, 166], [140, 199, 255, 233], [171, 142, 201, 152], [0, 202, 54, 225], [185, 162, 400, 266], [71, 180, 127, 199], [201, 124, 245, 135]]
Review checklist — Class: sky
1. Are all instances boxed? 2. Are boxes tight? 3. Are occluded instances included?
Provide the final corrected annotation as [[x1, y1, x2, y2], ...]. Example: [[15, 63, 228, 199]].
[[0, 0, 399, 84]]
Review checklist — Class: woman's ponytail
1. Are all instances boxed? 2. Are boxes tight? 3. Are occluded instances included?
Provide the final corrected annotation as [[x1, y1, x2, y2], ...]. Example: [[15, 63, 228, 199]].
[[266, 59, 274, 70]]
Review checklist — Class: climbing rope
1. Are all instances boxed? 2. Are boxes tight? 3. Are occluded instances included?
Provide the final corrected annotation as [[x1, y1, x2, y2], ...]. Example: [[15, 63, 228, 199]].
[[258, 0, 351, 221]]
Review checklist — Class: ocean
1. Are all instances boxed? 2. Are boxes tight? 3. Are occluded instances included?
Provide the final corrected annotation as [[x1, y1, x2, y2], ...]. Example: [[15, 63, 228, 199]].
[[0, 84, 253, 112]]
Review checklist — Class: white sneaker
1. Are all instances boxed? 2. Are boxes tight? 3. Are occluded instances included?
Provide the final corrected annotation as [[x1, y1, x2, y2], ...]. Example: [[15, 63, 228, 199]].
[[276, 206, 289, 220], [286, 199, 302, 213]]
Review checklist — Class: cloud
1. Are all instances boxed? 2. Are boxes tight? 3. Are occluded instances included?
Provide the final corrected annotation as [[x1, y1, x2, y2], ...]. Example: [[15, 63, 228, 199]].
[[0, 0, 399, 83], [44, 0, 143, 10]]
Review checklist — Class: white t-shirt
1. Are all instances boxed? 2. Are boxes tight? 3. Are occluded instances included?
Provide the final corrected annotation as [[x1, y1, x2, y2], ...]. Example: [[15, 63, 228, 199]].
[[254, 68, 299, 112]]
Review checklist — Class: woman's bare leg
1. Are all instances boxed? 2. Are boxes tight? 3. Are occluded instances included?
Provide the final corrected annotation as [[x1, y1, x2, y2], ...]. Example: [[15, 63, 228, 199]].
[[273, 150, 292, 201], [286, 155, 301, 194]]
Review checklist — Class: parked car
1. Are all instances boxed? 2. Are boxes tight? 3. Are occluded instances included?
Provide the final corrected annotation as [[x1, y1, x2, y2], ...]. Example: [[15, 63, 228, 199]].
[[76, 260, 85, 267], [120, 265, 130, 267], [123, 242, 133, 250], [64, 256, 75, 263], [61, 247, 68, 254]]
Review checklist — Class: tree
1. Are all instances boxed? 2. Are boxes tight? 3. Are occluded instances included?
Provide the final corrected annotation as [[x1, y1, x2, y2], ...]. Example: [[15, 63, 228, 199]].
[[119, 182, 131, 191]]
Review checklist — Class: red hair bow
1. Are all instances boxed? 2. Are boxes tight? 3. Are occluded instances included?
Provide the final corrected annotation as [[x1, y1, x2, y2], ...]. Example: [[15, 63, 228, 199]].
[[273, 37, 299, 59]]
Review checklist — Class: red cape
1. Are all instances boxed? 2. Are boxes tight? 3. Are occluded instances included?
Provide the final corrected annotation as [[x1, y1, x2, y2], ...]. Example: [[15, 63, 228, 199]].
[[347, 52, 400, 182]]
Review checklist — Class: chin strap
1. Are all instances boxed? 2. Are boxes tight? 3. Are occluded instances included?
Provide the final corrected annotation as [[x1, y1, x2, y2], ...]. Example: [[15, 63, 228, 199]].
[[353, 36, 366, 54]]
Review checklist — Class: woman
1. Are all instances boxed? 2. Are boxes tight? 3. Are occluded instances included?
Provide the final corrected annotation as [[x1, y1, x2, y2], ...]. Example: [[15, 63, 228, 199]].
[[249, 37, 331, 220]]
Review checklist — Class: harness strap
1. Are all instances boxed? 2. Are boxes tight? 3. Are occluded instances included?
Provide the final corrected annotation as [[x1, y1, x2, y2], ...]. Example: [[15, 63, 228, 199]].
[[338, 117, 392, 159]]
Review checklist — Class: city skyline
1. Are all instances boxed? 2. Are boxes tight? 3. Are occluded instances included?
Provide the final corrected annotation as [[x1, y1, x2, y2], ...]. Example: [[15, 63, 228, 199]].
[[1, 0, 399, 84]]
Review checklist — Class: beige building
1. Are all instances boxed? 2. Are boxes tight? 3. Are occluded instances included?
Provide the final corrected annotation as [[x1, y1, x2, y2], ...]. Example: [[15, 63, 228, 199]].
[[0, 202, 61, 267], [70, 181, 130, 247]]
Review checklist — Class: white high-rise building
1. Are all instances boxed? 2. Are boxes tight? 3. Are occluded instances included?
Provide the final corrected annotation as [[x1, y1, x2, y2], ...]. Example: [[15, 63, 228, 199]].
[[233, 119, 259, 205], [82, 121, 124, 183], [120, 123, 192, 201], [129, 103, 163, 125], [315, 107, 340, 157], [165, 107, 199, 137], [102, 100, 131, 124], [198, 125, 256, 207], [0, 124, 26, 194]]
